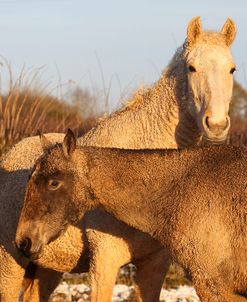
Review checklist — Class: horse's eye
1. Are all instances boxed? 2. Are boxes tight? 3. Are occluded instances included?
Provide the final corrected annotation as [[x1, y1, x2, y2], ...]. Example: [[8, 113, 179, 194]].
[[230, 67, 236, 74], [48, 179, 62, 190], [188, 65, 196, 72]]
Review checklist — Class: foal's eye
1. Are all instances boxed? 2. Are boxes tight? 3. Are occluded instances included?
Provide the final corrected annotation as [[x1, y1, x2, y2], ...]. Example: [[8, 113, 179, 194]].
[[188, 65, 196, 72], [48, 179, 62, 190], [230, 67, 236, 74]]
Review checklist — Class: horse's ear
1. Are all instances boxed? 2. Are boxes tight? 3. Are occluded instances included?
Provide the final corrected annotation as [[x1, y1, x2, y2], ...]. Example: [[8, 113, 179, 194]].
[[63, 129, 76, 158], [187, 16, 202, 47], [38, 130, 53, 152], [220, 18, 237, 47]]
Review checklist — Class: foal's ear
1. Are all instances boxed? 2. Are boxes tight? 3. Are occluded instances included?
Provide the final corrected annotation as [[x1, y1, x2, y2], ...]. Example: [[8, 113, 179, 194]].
[[63, 129, 76, 158], [187, 16, 202, 47], [38, 130, 53, 152], [220, 18, 237, 47]]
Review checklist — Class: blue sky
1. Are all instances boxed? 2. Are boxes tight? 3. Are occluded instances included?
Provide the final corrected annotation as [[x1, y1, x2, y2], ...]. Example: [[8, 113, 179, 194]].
[[0, 0, 246, 108]]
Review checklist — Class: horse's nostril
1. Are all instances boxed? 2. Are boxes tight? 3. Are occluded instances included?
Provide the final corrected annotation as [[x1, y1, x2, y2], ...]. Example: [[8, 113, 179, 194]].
[[19, 237, 32, 254], [205, 116, 210, 129], [224, 116, 230, 130], [204, 116, 229, 131]]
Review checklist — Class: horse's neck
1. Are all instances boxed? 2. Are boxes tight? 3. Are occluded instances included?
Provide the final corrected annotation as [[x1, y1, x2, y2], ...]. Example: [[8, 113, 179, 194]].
[[80, 62, 201, 149]]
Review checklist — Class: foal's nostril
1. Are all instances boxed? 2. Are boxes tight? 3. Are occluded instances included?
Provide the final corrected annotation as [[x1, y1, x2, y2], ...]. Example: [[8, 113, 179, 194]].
[[19, 237, 32, 254]]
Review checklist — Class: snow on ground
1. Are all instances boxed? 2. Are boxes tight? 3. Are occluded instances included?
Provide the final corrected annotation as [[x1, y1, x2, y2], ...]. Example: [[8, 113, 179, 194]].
[[51, 283, 200, 301], [159, 286, 199, 302]]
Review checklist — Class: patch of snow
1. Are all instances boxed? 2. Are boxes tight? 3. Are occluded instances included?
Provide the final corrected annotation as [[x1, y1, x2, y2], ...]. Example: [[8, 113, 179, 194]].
[[160, 285, 199, 301], [112, 284, 134, 301], [51, 283, 200, 301]]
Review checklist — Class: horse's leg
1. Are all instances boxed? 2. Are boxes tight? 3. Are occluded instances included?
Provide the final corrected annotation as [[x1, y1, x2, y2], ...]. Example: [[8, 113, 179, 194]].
[[90, 259, 120, 302], [22, 267, 63, 302], [89, 236, 132, 302], [0, 250, 26, 302], [22, 269, 62, 302], [133, 248, 170, 302]]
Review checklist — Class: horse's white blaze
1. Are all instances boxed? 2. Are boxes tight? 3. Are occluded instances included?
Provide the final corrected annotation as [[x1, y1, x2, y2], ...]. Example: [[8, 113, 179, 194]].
[[187, 44, 235, 138]]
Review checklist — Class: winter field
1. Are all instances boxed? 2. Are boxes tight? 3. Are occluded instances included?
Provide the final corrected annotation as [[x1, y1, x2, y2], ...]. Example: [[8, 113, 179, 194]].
[[51, 283, 199, 302], [48, 268, 199, 302]]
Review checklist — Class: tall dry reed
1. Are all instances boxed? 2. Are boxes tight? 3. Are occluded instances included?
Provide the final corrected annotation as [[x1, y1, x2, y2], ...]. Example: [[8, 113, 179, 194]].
[[0, 59, 97, 154]]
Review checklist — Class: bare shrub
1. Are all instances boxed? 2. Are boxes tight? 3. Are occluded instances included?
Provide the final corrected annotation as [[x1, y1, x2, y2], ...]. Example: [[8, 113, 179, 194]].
[[230, 79, 247, 117], [0, 60, 98, 154], [227, 79, 247, 146], [227, 117, 247, 146]]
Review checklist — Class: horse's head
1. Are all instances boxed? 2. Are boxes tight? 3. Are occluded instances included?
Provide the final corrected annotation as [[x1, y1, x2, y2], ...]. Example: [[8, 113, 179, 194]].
[[15, 130, 85, 260], [185, 17, 237, 143]]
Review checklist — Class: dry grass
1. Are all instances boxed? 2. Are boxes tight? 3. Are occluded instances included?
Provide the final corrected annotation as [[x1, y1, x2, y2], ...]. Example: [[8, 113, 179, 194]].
[[0, 60, 98, 155]]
